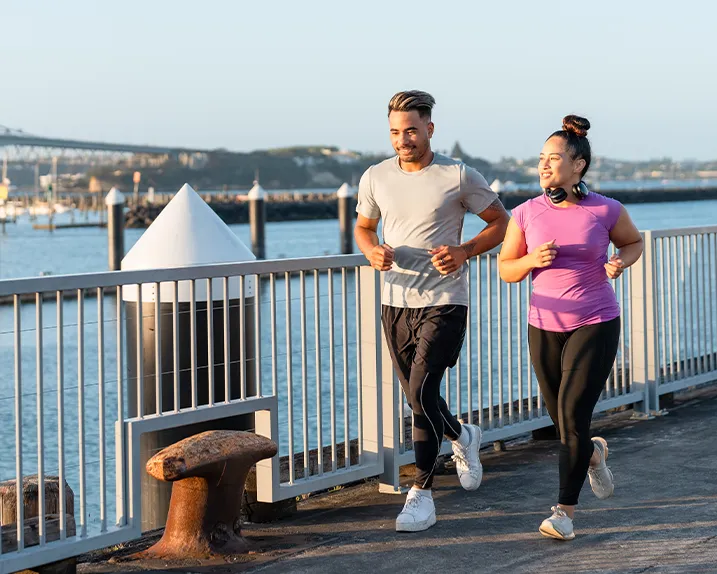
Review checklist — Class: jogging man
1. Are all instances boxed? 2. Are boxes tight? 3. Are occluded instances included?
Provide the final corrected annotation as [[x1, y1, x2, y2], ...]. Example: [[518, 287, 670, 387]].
[[355, 90, 510, 532]]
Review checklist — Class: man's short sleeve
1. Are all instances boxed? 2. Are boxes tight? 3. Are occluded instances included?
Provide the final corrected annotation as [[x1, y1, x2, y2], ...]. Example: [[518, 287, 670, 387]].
[[356, 167, 381, 219], [460, 165, 499, 215]]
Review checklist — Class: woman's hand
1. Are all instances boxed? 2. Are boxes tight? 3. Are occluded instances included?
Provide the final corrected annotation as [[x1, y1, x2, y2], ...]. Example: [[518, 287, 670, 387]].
[[605, 254, 625, 279], [530, 240, 559, 269]]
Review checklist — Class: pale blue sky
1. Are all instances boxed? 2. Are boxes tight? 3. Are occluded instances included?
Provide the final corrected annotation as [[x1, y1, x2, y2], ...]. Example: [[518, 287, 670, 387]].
[[2, 0, 715, 161]]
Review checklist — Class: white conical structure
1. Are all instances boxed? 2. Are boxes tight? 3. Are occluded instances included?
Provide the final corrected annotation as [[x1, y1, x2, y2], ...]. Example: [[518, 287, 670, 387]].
[[104, 187, 125, 207], [247, 181, 267, 200], [490, 179, 503, 193], [122, 183, 256, 302], [336, 182, 355, 198]]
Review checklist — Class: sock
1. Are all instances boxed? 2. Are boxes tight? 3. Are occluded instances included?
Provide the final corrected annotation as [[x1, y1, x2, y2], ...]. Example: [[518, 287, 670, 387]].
[[411, 486, 432, 498], [455, 425, 471, 448]]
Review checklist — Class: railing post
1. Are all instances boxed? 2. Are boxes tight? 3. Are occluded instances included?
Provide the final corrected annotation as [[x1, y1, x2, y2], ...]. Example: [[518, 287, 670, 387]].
[[105, 187, 125, 271], [358, 266, 402, 493], [337, 183, 355, 254], [248, 181, 267, 259], [630, 230, 662, 417]]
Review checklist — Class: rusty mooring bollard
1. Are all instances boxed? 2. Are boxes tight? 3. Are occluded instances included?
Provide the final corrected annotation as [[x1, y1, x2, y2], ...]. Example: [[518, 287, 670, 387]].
[[135, 430, 277, 559]]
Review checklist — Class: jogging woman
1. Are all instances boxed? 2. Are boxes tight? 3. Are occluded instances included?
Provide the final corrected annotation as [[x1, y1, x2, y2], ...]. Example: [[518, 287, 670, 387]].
[[499, 115, 644, 540]]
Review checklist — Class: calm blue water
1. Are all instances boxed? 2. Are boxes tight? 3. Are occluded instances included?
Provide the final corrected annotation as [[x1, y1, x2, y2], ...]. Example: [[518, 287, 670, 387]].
[[2, 198, 716, 280]]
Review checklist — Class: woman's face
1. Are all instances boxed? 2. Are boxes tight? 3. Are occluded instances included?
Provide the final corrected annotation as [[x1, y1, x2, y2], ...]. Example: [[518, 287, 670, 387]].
[[538, 136, 585, 190]]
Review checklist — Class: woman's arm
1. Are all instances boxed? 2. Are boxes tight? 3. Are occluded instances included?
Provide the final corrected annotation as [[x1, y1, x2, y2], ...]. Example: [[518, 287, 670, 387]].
[[605, 205, 644, 279], [499, 218, 558, 283]]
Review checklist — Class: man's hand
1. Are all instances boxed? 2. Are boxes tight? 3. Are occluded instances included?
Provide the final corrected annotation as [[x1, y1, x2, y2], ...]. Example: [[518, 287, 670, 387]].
[[604, 254, 625, 279], [530, 240, 559, 269], [369, 244, 394, 271], [429, 245, 468, 275]]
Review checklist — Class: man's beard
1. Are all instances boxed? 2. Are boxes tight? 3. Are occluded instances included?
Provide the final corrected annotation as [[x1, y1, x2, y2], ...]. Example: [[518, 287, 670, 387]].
[[396, 144, 426, 163]]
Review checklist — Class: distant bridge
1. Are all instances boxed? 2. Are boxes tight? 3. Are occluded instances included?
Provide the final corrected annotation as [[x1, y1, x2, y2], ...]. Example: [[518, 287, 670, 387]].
[[0, 125, 214, 155]]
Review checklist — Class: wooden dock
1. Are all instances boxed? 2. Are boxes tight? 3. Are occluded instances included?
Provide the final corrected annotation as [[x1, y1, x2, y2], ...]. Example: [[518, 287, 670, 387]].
[[32, 222, 107, 230]]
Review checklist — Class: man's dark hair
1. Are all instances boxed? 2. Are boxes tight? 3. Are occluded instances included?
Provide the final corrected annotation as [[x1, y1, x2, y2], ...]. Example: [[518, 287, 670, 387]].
[[388, 90, 436, 120]]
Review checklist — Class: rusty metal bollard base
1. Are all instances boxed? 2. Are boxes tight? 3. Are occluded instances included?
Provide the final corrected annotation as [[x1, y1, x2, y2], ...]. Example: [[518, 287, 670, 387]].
[[130, 430, 277, 560]]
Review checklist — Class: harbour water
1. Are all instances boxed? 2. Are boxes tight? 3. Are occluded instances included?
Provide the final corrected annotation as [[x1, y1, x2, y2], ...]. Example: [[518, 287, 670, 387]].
[[2, 198, 717, 280]]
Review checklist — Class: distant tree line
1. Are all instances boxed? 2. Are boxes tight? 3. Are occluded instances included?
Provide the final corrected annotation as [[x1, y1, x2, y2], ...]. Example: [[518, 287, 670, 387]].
[[89, 143, 530, 192]]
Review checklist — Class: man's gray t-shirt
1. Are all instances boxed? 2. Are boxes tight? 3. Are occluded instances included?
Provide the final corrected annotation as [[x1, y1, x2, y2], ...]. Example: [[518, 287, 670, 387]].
[[356, 153, 498, 308]]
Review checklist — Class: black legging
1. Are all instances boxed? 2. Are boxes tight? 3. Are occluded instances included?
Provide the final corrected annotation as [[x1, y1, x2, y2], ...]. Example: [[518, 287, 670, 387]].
[[382, 306, 466, 489], [528, 317, 621, 506]]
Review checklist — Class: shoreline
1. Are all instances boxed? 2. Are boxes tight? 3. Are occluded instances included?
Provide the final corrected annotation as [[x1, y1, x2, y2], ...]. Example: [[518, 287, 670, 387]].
[[124, 186, 717, 228]]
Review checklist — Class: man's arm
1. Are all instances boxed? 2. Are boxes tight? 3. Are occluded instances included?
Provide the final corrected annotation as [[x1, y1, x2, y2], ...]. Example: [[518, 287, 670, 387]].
[[460, 198, 511, 258], [354, 214, 394, 271], [430, 198, 510, 275]]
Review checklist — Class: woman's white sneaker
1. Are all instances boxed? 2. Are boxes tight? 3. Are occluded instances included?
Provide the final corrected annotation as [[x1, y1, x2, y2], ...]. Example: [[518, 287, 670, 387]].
[[451, 424, 483, 491], [539, 506, 575, 540], [395, 488, 437, 532], [588, 437, 614, 499]]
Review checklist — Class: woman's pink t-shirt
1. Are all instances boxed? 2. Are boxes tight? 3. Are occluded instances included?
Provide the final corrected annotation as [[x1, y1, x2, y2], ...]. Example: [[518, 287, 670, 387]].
[[511, 192, 622, 332]]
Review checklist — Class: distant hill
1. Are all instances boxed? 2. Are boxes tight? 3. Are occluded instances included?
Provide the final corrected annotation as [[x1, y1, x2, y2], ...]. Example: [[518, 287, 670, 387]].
[[87, 147, 385, 191], [3, 144, 530, 193], [88, 143, 529, 192]]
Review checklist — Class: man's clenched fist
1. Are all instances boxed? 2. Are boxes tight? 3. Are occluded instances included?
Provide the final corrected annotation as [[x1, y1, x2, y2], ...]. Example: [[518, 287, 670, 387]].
[[369, 244, 394, 271]]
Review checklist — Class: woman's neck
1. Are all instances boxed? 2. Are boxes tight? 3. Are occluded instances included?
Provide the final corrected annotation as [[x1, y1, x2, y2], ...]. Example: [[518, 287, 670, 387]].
[[550, 179, 582, 208]]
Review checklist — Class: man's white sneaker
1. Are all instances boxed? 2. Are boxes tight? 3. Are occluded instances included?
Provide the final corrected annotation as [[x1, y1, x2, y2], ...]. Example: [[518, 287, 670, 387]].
[[539, 506, 575, 541], [588, 437, 614, 499], [451, 424, 483, 491], [395, 488, 436, 532]]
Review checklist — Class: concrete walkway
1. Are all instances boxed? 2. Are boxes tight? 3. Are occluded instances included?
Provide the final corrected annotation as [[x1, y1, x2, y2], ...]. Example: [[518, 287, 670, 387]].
[[81, 386, 717, 574]]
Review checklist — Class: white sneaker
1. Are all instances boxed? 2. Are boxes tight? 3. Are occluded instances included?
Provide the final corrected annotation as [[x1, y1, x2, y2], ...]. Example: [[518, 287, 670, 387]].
[[451, 424, 483, 491], [539, 506, 575, 540], [395, 488, 436, 532], [588, 437, 614, 499]]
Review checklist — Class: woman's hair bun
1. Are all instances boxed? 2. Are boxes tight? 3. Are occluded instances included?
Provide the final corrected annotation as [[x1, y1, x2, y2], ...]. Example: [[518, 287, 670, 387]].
[[562, 115, 590, 138]]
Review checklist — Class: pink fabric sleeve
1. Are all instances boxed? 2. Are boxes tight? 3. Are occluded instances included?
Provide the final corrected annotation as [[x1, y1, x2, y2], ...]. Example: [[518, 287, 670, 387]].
[[605, 197, 622, 231], [511, 202, 527, 232]]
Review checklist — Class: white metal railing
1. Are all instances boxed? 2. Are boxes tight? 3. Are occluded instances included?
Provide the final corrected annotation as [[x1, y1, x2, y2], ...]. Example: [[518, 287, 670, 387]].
[[1, 226, 716, 571], [0, 255, 382, 573], [648, 227, 717, 395]]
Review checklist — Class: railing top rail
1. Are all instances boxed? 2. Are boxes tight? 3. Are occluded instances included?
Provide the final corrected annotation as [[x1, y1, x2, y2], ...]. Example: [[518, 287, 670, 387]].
[[646, 225, 717, 239], [2, 224, 713, 296], [0, 254, 368, 297]]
